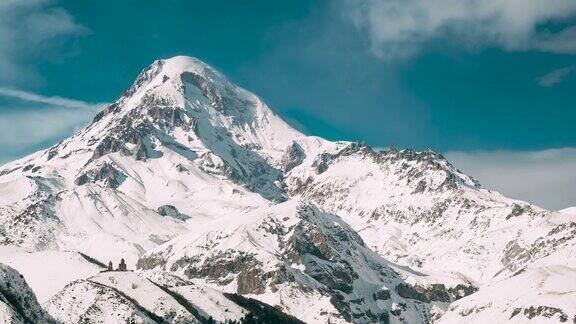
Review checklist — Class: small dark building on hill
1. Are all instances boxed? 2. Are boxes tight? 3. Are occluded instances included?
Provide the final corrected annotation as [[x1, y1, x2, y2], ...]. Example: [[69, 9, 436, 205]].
[[117, 258, 127, 271]]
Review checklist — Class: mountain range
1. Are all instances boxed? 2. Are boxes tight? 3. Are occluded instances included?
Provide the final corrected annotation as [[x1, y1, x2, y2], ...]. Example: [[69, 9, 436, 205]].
[[0, 56, 574, 323]]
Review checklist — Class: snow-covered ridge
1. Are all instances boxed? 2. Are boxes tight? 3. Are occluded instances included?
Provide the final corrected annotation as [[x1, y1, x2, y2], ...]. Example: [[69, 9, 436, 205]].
[[138, 199, 466, 323], [0, 55, 574, 323]]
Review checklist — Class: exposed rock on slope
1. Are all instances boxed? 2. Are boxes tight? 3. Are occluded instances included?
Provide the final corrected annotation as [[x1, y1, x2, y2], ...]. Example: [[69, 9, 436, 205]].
[[0, 56, 304, 267], [0, 263, 55, 324], [137, 200, 475, 323], [283, 143, 573, 282]]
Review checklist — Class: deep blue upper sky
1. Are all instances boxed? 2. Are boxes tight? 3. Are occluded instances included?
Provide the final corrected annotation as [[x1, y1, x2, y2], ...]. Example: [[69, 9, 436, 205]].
[[1, 0, 576, 156]]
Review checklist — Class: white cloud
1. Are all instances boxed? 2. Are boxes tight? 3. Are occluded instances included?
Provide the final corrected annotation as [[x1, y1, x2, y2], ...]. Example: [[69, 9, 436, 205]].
[[0, 87, 106, 110], [0, 2, 92, 163], [537, 65, 576, 87], [446, 148, 576, 210], [0, 107, 94, 151], [533, 26, 576, 55], [0, 0, 86, 85], [0, 88, 106, 164], [346, 0, 576, 59]]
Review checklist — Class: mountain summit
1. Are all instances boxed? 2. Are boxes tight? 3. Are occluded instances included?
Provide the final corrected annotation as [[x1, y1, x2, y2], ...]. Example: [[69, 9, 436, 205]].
[[0, 56, 574, 323]]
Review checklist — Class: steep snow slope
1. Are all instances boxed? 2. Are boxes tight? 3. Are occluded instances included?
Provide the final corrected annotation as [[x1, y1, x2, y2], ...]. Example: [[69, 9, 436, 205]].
[[45, 276, 163, 324], [0, 246, 103, 303], [134, 270, 249, 322], [170, 284, 247, 322]]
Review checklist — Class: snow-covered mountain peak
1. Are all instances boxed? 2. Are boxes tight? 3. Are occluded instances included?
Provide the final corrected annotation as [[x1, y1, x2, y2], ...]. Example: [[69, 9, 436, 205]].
[[0, 56, 311, 266], [117, 54, 295, 127], [159, 55, 219, 76], [81, 55, 305, 166], [117, 56, 227, 107], [0, 56, 310, 199]]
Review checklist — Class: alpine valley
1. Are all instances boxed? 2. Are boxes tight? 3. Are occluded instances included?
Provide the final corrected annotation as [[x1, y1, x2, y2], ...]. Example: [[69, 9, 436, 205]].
[[0, 56, 574, 324]]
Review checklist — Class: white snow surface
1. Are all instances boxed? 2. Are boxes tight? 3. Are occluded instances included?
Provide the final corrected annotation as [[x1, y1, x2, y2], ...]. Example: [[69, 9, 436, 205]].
[[560, 206, 576, 215], [0, 246, 103, 303], [438, 265, 576, 323]]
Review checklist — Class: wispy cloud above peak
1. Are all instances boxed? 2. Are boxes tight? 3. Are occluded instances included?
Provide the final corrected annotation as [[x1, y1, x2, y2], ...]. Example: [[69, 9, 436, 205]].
[[537, 65, 576, 87], [0, 88, 107, 164], [0, 87, 106, 110], [345, 0, 576, 59], [0, 0, 87, 85], [447, 148, 576, 210]]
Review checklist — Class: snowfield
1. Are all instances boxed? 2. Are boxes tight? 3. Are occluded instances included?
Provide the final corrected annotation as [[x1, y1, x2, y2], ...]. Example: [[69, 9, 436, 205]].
[[438, 265, 576, 323], [0, 55, 574, 323], [0, 246, 103, 303]]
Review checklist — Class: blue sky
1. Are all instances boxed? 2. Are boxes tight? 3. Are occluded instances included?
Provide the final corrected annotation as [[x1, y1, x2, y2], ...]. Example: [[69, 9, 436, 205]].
[[1, 0, 575, 209]]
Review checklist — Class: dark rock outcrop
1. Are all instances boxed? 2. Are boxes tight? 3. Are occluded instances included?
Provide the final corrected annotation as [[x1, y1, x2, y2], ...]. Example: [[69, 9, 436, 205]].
[[75, 162, 126, 188], [0, 264, 57, 323], [281, 142, 305, 172], [181, 71, 225, 112], [510, 306, 569, 322], [373, 287, 391, 300], [156, 205, 190, 221], [395, 282, 477, 303]]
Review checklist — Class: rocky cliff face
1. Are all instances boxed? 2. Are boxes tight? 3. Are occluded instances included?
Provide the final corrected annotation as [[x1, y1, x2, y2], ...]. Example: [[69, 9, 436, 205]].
[[137, 200, 474, 323], [0, 56, 574, 323], [282, 141, 571, 283], [0, 264, 56, 323]]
